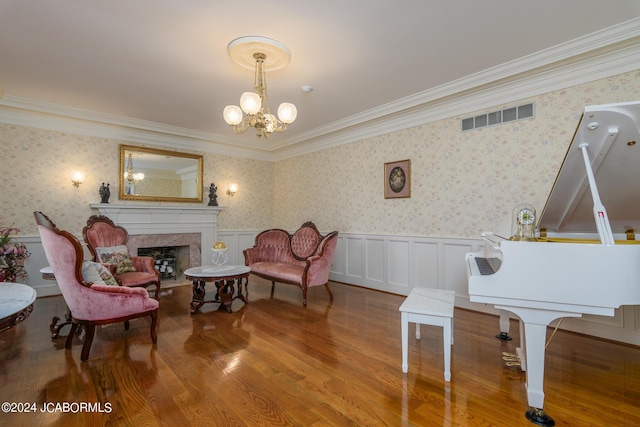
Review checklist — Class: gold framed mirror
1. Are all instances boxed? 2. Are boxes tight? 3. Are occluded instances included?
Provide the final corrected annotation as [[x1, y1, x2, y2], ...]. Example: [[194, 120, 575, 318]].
[[119, 145, 203, 203]]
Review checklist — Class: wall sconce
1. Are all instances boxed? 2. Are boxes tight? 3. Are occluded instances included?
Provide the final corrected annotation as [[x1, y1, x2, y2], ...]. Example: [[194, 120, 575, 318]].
[[226, 183, 238, 196], [70, 170, 86, 188]]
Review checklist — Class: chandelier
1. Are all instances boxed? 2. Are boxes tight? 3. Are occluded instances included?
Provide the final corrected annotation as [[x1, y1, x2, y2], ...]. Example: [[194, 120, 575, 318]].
[[124, 153, 144, 183], [223, 36, 297, 138]]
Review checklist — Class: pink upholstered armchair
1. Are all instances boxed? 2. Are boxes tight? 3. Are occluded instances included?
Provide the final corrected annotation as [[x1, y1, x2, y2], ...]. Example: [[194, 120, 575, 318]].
[[82, 215, 161, 299], [244, 222, 338, 306], [34, 211, 158, 361]]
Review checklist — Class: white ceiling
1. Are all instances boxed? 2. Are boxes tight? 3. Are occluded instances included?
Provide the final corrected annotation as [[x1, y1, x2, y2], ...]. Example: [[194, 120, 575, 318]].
[[1, 0, 640, 155]]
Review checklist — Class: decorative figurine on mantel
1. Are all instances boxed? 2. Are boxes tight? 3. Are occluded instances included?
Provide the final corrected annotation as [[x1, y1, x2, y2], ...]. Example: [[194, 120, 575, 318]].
[[208, 183, 218, 206], [99, 183, 111, 204]]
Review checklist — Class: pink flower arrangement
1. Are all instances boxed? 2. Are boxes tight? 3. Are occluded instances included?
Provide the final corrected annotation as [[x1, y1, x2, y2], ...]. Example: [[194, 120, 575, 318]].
[[0, 222, 31, 282]]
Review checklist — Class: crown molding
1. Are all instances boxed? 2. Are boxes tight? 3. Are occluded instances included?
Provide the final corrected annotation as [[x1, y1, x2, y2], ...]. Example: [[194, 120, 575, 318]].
[[0, 98, 278, 161], [1, 18, 638, 162], [271, 18, 640, 158], [272, 39, 640, 160]]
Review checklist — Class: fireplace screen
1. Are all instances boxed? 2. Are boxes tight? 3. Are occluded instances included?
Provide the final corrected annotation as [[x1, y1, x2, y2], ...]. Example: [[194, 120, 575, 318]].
[[138, 246, 189, 280]]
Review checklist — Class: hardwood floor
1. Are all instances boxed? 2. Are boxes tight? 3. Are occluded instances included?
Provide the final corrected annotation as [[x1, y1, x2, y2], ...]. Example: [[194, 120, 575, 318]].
[[1, 277, 639, 426]]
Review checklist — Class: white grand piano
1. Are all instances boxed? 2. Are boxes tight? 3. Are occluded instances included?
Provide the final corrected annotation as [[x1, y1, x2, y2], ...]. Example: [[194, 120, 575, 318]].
[[466, 101, 640, 426]]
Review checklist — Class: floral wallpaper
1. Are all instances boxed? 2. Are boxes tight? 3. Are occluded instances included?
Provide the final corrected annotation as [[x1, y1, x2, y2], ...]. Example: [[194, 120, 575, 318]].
[[274, 70, 640, 238], [202, 154, 274, 231], [0, 127, 274, 236], [1, 70, 639, 240]]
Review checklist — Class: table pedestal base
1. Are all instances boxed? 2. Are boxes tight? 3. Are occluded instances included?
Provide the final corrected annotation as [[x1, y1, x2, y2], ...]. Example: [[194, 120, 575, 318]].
[[190, 276, 248, 314], [49, 306, 82, 338], [40, 268, 75, 339]]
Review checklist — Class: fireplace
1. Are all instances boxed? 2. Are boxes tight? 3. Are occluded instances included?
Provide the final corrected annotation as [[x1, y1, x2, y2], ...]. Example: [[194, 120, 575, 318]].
[[137, 245, 190, 280], [127, 232, 201, 271], [89, 204, 224, 269]]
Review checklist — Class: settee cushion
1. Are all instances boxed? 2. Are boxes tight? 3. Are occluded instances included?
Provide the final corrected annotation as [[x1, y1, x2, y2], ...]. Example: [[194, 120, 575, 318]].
[[250, 262, 305, 285]]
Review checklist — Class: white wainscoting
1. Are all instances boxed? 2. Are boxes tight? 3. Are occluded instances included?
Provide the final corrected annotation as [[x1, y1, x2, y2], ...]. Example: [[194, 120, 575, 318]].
[[328, 233, 482, 300], [19, 229, 640, 345], [216, 230, 261, 267]]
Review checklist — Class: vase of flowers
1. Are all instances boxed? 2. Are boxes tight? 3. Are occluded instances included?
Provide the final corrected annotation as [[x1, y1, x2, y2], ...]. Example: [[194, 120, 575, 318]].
[[0, 223, 31, 282]]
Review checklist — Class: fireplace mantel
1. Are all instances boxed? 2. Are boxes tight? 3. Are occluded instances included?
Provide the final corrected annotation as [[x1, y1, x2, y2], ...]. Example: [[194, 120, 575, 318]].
[[89, 203, 225, 266]]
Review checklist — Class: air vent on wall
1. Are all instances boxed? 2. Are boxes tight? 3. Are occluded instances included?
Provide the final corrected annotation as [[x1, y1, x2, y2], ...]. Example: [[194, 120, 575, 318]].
[[461, 103, 534, 131]]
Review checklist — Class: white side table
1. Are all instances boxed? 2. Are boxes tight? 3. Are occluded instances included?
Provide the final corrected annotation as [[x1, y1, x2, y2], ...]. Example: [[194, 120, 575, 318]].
[[399, 288, 455, 381]]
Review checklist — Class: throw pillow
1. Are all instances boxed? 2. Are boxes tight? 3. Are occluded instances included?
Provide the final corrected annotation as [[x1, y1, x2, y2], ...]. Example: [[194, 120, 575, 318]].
[[95, 245, 137, 274], [82, 260, 118, 286]]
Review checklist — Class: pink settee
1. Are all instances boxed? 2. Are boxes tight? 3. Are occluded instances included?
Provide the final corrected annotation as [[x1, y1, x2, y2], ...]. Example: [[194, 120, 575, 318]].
[[243, 222, 338, 306]]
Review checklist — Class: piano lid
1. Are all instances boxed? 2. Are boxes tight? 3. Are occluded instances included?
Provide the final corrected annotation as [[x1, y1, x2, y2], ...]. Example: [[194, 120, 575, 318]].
[[539, 101, 640, 234]]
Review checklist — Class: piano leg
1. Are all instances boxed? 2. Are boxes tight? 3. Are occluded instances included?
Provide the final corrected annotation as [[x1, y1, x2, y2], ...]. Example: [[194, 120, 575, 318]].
[[521, 322, 547, 410], [496, 306, 582, 427], [496, 309, 513, 340], [518, 320, 526, 370]]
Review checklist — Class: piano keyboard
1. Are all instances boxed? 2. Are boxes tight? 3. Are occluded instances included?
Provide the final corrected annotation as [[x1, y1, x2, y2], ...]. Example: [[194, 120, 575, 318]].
[[474, 257, 502, 275]]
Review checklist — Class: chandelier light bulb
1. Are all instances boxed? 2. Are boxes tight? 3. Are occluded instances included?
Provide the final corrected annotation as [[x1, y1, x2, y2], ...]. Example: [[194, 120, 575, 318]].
[[240, 92, 261, 115], [278, 103, 297, 124], [223, 105, 243, 125]]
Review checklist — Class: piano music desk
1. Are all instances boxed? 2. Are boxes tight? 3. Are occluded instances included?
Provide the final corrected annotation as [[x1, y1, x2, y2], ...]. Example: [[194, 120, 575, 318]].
[[399, 288, 455, 381]]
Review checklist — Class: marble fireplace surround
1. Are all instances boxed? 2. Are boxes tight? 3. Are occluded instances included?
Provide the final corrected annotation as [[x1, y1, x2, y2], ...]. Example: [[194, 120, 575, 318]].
[[88, 204, 224, 269], [128, 233, 200, 273]]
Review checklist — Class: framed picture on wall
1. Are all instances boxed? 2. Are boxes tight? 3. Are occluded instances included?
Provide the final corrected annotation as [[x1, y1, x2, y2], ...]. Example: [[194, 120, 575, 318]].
[[384, 159, 411, 199]]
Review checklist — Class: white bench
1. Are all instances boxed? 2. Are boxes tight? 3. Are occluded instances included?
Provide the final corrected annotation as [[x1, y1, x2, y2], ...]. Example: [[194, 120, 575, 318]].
[[399, 288, 455, 381]]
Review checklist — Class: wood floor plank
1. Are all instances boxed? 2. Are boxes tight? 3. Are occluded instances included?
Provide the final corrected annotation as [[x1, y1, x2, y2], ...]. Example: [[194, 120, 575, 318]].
[[1, 277, 639, 426]]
